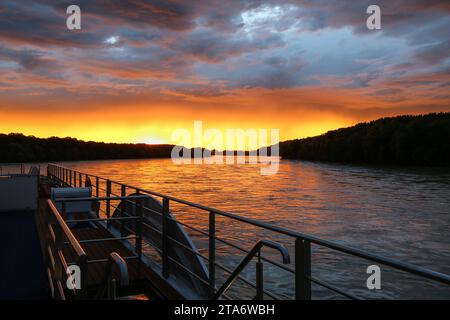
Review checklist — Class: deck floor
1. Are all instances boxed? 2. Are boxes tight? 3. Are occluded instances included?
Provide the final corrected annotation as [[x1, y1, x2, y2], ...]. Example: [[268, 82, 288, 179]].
[[66, 225, 144, 286], [36, 193, 183, 299]]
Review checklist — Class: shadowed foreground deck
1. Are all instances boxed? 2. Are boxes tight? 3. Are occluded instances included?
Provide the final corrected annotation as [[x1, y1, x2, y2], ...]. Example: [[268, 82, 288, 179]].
[[35, 196, 183, 300], [0, 210, 50, 299]]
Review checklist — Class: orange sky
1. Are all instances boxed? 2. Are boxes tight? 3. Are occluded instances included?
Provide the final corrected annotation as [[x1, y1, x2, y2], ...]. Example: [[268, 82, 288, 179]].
[[2, 84, 448, 148], [0, 1, 449, 148]]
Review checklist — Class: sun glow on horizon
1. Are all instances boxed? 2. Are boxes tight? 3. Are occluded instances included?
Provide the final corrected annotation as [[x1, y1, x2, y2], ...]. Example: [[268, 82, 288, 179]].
[[0, 109, 358, 149]]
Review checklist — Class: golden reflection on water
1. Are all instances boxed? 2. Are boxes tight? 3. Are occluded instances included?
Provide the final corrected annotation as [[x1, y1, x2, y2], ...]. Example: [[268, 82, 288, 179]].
[[62, 157, 450, 299]]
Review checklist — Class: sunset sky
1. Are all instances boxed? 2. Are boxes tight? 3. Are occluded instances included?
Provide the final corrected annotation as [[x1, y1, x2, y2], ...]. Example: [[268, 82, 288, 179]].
[[0, 1, 449, 147]]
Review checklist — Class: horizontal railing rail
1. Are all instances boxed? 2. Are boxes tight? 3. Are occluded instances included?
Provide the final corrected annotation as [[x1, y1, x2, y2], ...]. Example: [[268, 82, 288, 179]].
[[45, 199, 88, 300], [53, 194, 145, 269], [0, 163, 26, 175], [47, 163, 450, 300], [0, 163, 41, 175], [46, 195, 143, 299]]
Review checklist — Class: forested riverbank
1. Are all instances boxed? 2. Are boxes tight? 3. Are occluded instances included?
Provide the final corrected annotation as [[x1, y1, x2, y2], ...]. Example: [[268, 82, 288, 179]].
[[279, 113, 450, 166]]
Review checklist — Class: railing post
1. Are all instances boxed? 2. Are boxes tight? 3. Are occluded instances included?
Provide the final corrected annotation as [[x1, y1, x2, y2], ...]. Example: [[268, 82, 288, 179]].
[[96, 177, 99, 197], [69, 170, 72, 186], [162, 197, 170, 278], [78, 254, 88, 300], [106, 180, 111, 226], [255, 252, 264, 300], [295, 238, 311, 300], [79, 172, 82, 187], [209, 211, 216, 297], [120, 185, 126, 237], [74, 171, 77, 187], [107, 279, 117, 300], [135, 197, 143, 257]]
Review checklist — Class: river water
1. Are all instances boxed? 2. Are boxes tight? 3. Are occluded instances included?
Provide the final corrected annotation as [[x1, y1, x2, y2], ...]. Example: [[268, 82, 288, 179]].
[[59, 158, 450, 299]]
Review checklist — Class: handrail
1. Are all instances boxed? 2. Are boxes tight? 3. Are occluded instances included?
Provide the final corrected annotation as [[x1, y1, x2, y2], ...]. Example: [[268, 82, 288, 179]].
[[213, 240, 290, 300], [95, 252, 129, 300], [47, 163, 450, 299], [0, 163, 41, 175], [47, 200, 86, 257], [0, 163, 25, 175], [54, 195, 150, 202], [45, 199, 88, 299]]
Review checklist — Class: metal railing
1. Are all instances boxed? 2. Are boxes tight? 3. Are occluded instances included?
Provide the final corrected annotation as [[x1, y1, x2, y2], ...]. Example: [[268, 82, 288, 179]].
[[45, 199, 88, 300], [53, 195, 146, 265], [213, 240, 290, 300], [95, 252, 130, 300], [47, 163, 450, 300], [0, 163, 25, 175], [45, 196, 144, 300], [0, 163, 41, 176]]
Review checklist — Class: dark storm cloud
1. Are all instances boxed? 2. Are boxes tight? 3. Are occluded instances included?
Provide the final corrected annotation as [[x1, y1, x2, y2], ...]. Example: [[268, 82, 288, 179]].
[[0, 0, 448, 95], [48, 0, 198, 31], [170, 28, 284, 63], [233, 55, 304, 89], [289, 0, 450, 33], [0, 45, 63, 81], [1, 0, 448, 52], [0, 1, 103, 47], [0, 46, 47, 70]]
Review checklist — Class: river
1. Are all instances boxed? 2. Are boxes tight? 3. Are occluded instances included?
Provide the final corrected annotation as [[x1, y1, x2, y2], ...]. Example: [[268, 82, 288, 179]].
[[58, 158, 450, 299]]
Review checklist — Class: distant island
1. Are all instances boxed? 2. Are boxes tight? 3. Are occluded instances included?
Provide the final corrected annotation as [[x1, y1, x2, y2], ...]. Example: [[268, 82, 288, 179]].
[[279, 112, 450, 167], [1, 112, 449, 166]]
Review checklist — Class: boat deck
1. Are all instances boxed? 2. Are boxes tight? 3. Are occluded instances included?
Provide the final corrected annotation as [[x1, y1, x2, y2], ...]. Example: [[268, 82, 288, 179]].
[[67, 227, 142, 286], [35, 196, 184, 300], [3, 164, 449, 300]]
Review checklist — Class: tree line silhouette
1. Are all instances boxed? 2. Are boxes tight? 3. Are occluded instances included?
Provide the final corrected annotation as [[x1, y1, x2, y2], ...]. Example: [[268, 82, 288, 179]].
[[1, 113, 449, 166], [279, 113, 450, 166], [0, 134, 174, 163]]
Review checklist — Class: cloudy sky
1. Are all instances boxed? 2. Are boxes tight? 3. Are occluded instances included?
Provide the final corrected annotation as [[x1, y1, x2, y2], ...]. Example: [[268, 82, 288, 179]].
[[0, 0, 449, 145]]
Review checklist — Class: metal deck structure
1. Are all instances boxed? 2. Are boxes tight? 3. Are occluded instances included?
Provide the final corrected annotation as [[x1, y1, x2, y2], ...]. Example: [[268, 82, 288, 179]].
[[43, 163, 450, 300], [1, 162, 450, 300]]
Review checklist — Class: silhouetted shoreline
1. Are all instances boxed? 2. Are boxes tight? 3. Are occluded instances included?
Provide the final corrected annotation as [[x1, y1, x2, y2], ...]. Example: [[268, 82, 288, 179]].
[[1, 113, 449, 167], [279, 112, 450, 167]]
